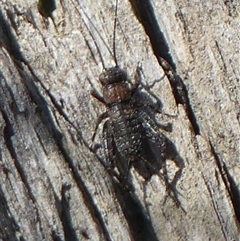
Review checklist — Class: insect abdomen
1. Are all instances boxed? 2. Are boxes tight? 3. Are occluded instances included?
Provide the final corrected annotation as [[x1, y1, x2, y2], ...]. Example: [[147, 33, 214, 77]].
[[111, 104, 146, 160]]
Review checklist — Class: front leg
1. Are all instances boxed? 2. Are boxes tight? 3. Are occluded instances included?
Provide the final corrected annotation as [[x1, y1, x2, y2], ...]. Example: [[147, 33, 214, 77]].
[[87, 77, 106, 104], [92, 111, 109, 142]]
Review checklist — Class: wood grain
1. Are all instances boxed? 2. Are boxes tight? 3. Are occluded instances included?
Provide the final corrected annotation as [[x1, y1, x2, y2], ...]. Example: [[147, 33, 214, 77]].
[[0, 0, 239, 240]]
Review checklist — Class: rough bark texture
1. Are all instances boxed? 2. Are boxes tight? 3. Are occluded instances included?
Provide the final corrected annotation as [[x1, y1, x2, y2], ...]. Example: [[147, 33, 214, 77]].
[[0, 0, 239, 240]]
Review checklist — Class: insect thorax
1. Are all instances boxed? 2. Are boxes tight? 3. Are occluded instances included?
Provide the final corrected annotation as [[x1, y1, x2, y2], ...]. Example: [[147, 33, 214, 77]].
[[100, 66, 133, 105], [103, 82, 132, 105]]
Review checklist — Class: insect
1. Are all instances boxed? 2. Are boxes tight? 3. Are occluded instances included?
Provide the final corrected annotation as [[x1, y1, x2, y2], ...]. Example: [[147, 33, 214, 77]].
[[91, 65, 166, 182], [87, 0, 168, 183]]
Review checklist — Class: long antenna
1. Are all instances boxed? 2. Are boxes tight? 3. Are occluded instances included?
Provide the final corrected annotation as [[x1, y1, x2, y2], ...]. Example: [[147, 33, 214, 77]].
[[113, 0, 119, 66], [77, 5, 107, 69]]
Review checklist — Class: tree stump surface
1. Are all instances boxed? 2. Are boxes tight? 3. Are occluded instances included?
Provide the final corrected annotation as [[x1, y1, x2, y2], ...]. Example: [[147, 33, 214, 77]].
[[0, 0, 239, 240]]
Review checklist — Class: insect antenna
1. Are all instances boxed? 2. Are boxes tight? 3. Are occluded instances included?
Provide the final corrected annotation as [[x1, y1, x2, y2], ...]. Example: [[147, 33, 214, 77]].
[[76, 6, 107, 69], [112, 0, 119, 67], [77, 1, 121, 69]]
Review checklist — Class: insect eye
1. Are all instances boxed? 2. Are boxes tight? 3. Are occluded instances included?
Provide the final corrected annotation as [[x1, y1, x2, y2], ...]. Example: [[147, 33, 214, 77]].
[[99, 67, 127, 85]]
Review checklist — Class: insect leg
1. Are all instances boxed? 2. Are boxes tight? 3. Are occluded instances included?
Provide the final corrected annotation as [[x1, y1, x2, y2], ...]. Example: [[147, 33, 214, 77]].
[[143, 115, 184, 208], [141, 110, 166, 143], [87, 77, 106, 104], [102, 120, 115, 169], [92, 111, 109, 142], [91, 89, 105, 104], [134, 63, 164, 111], [135, 90, 172, 132], [140, 111, 182, 203]]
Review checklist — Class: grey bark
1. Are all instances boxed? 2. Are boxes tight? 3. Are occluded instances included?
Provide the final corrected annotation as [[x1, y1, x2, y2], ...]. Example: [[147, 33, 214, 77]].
[[0, 0, 239, 240]]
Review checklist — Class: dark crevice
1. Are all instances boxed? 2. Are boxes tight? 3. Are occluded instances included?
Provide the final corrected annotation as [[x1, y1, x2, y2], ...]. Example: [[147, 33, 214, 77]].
[[210, 142, 240, 223], [0, 8, 25, 62], [1, 108, 45, 239], [55, 138, 112, 241], [18, 70, 112, 240], [51, 230, 63, 241], [129, 0, 175, 69], [2, 109, 37, 206], [113, 182, 159, 241], [0, 8, 112, 240], [0, 186, 21, 241], [15, 67, 112, 241], [158, 57, 200, 135], [0, 5, 54, 191], [128, 0, 200, 135], [202, 175, 228, 240], [215, 41, 228, 73], [60, 184, 78, 241]]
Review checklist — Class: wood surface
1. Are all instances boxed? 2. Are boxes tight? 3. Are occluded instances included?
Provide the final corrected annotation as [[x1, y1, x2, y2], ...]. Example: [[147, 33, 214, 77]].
[[0, 0, 239, 240]]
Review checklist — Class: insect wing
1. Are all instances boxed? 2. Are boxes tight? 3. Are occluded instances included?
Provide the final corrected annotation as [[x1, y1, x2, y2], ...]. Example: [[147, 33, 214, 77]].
[[132, 110, 165, 180]]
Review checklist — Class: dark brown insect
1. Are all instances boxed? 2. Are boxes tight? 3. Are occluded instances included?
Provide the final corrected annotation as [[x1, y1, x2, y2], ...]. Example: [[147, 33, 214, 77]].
[[83, 0, 171, 183], [81, 0, 184, 207], [91, 66, 166, 181]]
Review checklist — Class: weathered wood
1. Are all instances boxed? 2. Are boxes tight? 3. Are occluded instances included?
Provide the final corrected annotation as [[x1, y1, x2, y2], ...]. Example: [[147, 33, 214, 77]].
[[0, 0, 239, 240]]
